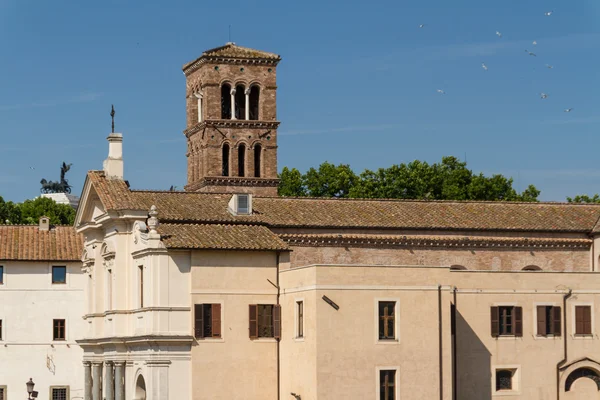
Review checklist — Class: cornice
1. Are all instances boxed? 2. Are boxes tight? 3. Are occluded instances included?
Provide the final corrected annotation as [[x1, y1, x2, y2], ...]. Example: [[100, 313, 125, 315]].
[[279, 234, 592, 250], [185, 177, 280, 192], [184, 120, 280, 138], [77, 335, 194, 347], [183, 58, 280, 76]]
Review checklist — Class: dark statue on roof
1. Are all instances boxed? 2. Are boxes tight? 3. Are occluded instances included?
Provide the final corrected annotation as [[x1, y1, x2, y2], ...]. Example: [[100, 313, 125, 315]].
[[40, 162, 72, 194]]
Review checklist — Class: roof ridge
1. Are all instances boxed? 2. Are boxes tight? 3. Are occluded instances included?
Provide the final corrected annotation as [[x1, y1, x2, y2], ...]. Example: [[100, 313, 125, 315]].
[[270, 196, 600, 206]]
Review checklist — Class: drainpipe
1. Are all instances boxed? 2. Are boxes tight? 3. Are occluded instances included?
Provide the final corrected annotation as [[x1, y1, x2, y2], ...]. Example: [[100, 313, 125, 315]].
[[556, 289, 572, 400], [438, 284, 443, 400], [452, 287, 458, 400], [276, 251, 281, 400]]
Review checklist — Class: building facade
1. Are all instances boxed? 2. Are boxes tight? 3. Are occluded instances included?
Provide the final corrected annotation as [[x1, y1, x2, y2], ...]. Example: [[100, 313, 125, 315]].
[[0, 219, 84, 400], [73, 43, 600, 400]]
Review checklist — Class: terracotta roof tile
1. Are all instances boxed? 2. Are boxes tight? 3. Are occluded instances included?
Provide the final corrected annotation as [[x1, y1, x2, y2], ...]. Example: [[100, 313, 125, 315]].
[[0, 225, 83, 261], [159, 223, 288, 251], [183, 43, 281, 71]]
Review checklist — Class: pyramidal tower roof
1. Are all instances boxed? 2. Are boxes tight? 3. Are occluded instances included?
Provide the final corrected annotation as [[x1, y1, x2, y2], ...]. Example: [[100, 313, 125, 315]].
[[183, 42, 281, 74]]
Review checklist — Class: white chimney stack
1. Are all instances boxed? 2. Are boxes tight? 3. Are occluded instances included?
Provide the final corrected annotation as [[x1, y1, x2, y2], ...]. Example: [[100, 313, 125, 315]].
[[103, 133, 124, 179]]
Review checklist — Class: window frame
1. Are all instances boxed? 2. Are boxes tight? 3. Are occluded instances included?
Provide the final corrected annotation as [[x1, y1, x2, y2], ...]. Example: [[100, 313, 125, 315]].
[[53, 319, 66, 341], [49, 386, 70, 400], [376, 366, 399, 400], [0, 265, 4, 285], [51, 265, 67, 285], [138, 265, 144, 309], [573, 304, 593, 337], [0, 385, 6, 400], [194, 302, 224, 341], [492, 365, 520, 396], [0, 319, 2, 341], [249, 304, 281, 340], [534, 303, 561, 338], [295, 298, 304, 340], [375, 298, 400, 344], [491, 304, 522, 338]]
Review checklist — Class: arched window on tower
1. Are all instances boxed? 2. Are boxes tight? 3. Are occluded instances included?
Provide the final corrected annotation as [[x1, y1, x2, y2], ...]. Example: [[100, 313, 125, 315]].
[[221, 84, 232, 119], [249, 85, 260, 120], [523, 265, 542, 271], [238, 144, 246, 177], [254, 144, 262, 178], [222, 144, 230, 177], [235, 85, 246, 120]]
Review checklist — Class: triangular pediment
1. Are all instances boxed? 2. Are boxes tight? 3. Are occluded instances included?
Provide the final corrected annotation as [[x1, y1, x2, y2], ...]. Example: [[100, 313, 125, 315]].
[[74, 173, 107, 227], [183, 43, 281, 72]]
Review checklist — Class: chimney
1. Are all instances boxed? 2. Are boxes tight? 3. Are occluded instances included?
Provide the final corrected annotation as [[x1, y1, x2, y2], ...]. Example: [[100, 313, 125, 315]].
[[39, 216, 50, 231], [103, 133, 124, 179]]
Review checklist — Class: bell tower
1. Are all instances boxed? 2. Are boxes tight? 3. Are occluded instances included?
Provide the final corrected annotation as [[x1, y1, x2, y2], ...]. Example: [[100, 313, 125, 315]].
[[182, 43, 281, 196]]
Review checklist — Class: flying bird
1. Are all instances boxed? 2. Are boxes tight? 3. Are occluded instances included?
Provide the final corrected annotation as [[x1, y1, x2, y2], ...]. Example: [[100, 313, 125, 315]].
[[419, 24, 425, 28], [564, 108, 573, 113], [546, 64, 553, 69], [532, 40, 537, 46], [496, 31, 502, 38], [525, 50, 537, 57], [540, 93, 549, 99], [29, 166, 35, 170], [437, 89, 446, 95], [481, 62, 488, 71], [544, 11, 553, 16]]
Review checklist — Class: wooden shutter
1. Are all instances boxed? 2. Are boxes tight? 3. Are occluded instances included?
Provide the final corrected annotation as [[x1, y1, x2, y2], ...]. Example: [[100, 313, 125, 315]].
[[537, 306, 547, 336], [491, 306, 500, 337], [576, 306, 584, 334], [584, 306, 592, 335], [249, 304, 258, 339], [273, 304, 281, 340], [194, 304, 204, 339], [212, 304, 221, 338], [552, 306, 561, 336], [514, 307, 523, 337]]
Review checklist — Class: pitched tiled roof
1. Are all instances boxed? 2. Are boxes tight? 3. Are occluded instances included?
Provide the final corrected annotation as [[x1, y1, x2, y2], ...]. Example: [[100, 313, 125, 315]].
[[183, 43, 281, 72], [159, 223, 288, 251], [0, 225, 83, 261], [86, 171, 600, 233]]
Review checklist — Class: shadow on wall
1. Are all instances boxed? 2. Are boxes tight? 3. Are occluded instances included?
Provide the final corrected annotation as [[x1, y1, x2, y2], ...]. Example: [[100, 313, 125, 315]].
[[455, 309, 492, 400]]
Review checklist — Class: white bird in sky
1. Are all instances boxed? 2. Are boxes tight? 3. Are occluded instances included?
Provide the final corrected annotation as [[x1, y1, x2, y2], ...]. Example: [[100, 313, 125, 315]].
[[564, 108, 574, 113], [525, 50, 537, 57], [481, 62, 488, 71], [540, 93, 549, 99], [544, 11, 553, 16], [532, 40, 537, 46], [546, 64, 554, 69], [437, 89, 446, 95], [496, 31, 502, 38], [419, 24, 425, 28]]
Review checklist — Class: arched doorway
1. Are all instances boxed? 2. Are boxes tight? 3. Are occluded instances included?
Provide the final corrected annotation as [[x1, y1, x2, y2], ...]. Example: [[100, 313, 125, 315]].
[[564, 368, 600, 400], [135, 374, 147, 400]]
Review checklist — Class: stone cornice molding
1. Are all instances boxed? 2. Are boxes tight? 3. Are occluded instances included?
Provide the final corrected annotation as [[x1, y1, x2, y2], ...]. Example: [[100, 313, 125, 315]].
[[185, 177, 279, 192], [184, 120, 280, 138], [77, 335, 194, 347], [83, 306, 191, 319], [279, 234, 592, 250], [183, 58, 280, 76]]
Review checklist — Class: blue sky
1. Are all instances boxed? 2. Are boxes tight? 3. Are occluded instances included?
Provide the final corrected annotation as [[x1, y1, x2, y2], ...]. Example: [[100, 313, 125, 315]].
[[0, 0, 598, 202]]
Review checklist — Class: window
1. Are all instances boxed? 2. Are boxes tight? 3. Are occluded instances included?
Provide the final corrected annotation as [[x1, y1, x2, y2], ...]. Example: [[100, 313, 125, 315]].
[[51, 386, 69, 400], [565, 368, 600, 391], [221, 84, 232, 119], [0, 265, 3, 284], [254, 144, 262, 178], [222, 144, 230, 177], [575, 305, 592, 335], [249, 85, 260, 120], [53, 319, 65, 341], [0, 319, 2, 340], [249, 304, 281, 339], [450, 265, 467, 270], [491, 306, 522, 337], [523, 265, 542, 271], [234, 84, 245, 119], [379, 370, 396, 400], [296, 301, 304, 338], [0, 386, 5, 400], [194, 303, 221, 339], [107, 269, 112, 310], [537, 306, 561, 336], [238, 144, 246, 177], [52, 266, 66, 284], [138, 265, 144, 308], [496, 369, 514, 391], [379, 301, 396, 340]]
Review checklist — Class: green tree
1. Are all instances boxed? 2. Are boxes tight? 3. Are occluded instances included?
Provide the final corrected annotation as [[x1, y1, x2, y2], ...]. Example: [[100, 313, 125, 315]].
[[0, 196, 22, 224], [303, 162, 359, 198], [567, 194, 600, 203], [278, 167, 305, 197], [19, 197, 75, 225]]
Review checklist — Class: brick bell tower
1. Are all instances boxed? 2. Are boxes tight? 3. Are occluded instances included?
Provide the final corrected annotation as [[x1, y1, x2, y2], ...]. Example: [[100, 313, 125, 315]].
[[182, 42, 281, 196]]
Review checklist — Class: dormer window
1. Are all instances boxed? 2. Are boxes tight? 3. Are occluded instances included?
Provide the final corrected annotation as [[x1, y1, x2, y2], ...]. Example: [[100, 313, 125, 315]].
[[228, 194, 252, 216]]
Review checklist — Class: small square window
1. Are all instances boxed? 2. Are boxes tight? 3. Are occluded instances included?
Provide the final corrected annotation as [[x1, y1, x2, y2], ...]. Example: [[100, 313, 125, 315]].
[[51, 387, 69, 400], [52, 266, 66, 284], [379, 369, 396, 400], [53, 319, 66, 341], [496, 369, 515, 391]]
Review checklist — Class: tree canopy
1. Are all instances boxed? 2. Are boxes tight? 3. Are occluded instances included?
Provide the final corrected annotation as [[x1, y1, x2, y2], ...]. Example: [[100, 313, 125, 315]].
[[0, 196, 76, 225], [567, 194, 600, 204], [278, 157, 541, 202]]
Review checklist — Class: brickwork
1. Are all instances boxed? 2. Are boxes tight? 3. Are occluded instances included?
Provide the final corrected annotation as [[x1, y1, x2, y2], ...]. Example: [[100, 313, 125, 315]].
[[183, 44, 280, 195]]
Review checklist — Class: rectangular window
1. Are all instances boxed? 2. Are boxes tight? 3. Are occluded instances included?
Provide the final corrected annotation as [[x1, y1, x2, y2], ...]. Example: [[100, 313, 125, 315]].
[[0, 265, 3, 284], [496, 369, 514, 391], [537, 306, 561, 336], [138, 266, 144, 308], [107, 269, 112, 311], [379, 301, 396, 340], [297, 301, 304, 338], [379, 370, 396, 400], [575, 305, 592, 335], [491, 306, 522, 337], [52, 266, 66, 284], [0, 386, 5, 400], [249, 304, 281, 339], [0, 319, 2, 340], [53, 319, 66, 341], [51, 387, 68, 400], [194, 303, 221, 339]]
